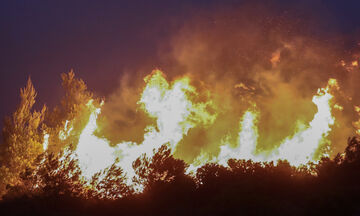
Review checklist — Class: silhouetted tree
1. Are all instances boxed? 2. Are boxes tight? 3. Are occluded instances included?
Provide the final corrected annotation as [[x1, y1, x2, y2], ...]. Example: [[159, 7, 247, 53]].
[[343, 137, 360, 163], [196, 162, 229, 187], [10, 150, 86, 199], [315, 157, 337, 179], [89, 161, 133, 199], [132, 145, 195, 198]]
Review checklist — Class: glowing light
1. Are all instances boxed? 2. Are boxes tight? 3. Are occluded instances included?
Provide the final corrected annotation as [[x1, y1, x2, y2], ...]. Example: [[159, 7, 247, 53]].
[[353, 105, 360, 135], [217, 109, 259, 166], [75, 100, 117, 180], [115, 70, 216, 182], [59, 120, 73, 140], [48, 71, 339, 188], [139, 70, 216, 151], [272, 79, 337, 166], [43, 133, 49, 151], [213, 79, 337, 167]]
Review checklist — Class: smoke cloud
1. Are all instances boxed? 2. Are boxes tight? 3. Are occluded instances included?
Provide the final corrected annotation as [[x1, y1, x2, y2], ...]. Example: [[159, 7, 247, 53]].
[[98, 2, 360, 163]]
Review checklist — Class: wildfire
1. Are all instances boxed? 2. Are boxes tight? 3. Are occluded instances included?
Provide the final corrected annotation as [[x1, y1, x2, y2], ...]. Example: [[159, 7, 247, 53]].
[[42, 69, 341, 187], [217, 108, 260, 166], [74, 100, 118, 179], [4, 4, 360, 211], [273, 79, 336, 165]]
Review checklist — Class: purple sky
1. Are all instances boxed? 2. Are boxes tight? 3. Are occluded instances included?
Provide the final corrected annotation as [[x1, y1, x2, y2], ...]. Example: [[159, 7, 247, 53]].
[[1, 0, 360, 134]]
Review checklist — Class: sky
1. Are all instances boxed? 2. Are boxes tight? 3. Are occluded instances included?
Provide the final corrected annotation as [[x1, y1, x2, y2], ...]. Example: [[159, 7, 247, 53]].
[[1, 0, 360, 132]]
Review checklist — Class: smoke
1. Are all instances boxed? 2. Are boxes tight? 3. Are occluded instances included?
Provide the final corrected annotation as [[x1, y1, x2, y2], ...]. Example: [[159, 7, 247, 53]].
[[98, 2, 360, 163], [97, 73, 154, 145]]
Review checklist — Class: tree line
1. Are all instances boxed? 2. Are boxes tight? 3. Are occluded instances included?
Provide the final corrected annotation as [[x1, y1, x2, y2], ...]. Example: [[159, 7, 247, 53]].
[[1, 72, 360, 215]]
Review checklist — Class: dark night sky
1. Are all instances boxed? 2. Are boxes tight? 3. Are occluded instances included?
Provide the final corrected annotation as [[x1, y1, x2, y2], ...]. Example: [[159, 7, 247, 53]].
[[1, 0, 360, 129]]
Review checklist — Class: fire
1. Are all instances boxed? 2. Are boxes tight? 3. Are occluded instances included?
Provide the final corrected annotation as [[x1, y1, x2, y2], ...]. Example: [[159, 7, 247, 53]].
[[117, 70, 215, 182], [40, 70, 340, 190], [43, 133, 49, 151], [59, 120, 73, 141], [138, 70, 215, 152], [5, 4, 360, 206], [189, 78, 338, 168], [353, 106, 360, 135], [59, 70, 216, 183], [217, 108, 259, 166], [273, 79, 336, 165], [74, 100, 117, 179], [352, 60, 358, 67]]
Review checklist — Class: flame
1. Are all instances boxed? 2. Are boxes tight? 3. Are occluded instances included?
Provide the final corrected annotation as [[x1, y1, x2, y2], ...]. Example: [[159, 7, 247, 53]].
[[353, 105, 360, 135], [43, 133, 49, 151], [117, 70, 215, 182], [59, 120, 73, 141], [217, 108, 259, 166], [74, 100, 117, 180], [68, 70, 215, 183], [193, 78, 338, 168], [270, 49, 281, 67], [273, 79, 336, 165], [352, 60, 358, 67], [139, 70, 215, 150], [48, 70, 339, 188], [139, 69, 200, 151]]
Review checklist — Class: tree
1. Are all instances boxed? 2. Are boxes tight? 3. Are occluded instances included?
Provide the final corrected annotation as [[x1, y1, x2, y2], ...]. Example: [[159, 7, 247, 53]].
[[132, 145, 195, 196], [0, 78, 46, 198], [44, 70, 95, 153], [4, 150, 86, 200], [196, 162, 229, 187], [343, 137, 360, 163], [89, 161, 133, 199]]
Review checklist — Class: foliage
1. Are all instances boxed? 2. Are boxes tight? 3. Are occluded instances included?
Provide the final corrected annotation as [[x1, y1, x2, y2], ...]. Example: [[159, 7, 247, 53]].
[[3, 151, 85, 200], [44, 70, 95, 153], [3, 150, 132, 201], [89, 160, 133, 199], [344, 136, 360, 163], [1, 137, 360, 215], [132, 145, 194, 194], [0, 79, 46, 197], [46, 70, 93, 126], [2, 74, 360, 214], [195, 162, 229, 187]]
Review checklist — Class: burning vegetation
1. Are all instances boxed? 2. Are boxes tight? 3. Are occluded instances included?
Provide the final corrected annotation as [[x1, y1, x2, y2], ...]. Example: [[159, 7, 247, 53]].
[[1, 68, 360, 215], [2, 5, 360, 215]]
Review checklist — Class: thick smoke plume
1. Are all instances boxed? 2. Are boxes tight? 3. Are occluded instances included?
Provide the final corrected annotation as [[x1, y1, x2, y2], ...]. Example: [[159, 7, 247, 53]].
[[98, 3, 360, 164]]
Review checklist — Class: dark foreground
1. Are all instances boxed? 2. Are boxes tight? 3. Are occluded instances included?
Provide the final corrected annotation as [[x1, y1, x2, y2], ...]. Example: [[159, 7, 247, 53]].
[[2, 138, 360, 216]]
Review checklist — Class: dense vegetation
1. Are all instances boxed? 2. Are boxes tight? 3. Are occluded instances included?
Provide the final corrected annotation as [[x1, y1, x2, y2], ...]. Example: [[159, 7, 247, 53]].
[[1, 72, 360, 215], [0, 137, 360, 215]]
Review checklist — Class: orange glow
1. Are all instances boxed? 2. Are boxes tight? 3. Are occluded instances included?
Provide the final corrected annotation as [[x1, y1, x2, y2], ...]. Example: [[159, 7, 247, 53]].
[[45, 70, 342, 186]]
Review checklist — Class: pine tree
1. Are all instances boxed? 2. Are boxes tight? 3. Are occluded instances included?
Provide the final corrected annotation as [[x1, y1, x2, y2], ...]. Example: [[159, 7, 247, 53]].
[[44, 70, 94, 153], [0, 78, 46, 197]]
